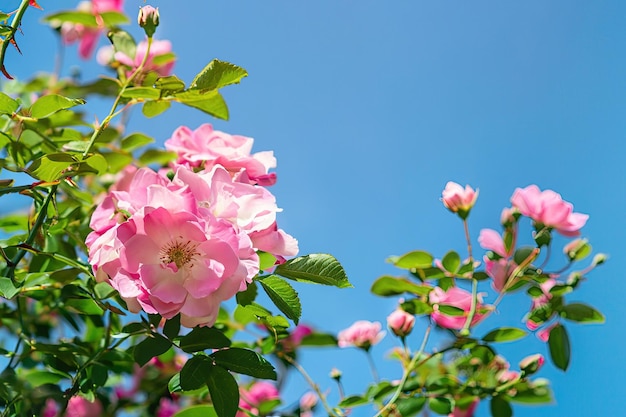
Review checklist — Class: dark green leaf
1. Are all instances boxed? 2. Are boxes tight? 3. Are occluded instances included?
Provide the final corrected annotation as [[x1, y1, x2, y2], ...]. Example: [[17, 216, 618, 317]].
[[258, 275, 301, 324], [300, 332, 338, 347], [428, 397, 453, 415], [441, 251, 461, 273], [396, 397, 427, 416], [561, 303, 604, 323], [548, 323, 570, 371], [513, 246, 536, 265], [142, 100, 171, 118], [236, 281, 257, 306], [482, 327, 528, 343], [490, 396, 512, 417], [164, 314, 181, 339], [401, 299, 434, 315], [274, 253, 351, 288], [206, 365, 239, 417], [210, 348, 277, 380], [30, 94, 85, 119], [190, 59, 248, 91], [371, 275, 431, 296], [133, 334, 172, 366], [179, 356, 213, 391], [179, 327, 231, 353], [390, 250, 433, 269]]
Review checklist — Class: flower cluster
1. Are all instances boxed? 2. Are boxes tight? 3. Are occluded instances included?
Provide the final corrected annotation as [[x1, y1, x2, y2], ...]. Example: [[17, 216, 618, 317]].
[[86, 124, 297, 327]]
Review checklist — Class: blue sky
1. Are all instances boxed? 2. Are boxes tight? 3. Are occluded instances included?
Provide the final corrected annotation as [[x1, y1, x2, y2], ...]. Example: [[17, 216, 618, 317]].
[[6, 1, 626, 415]]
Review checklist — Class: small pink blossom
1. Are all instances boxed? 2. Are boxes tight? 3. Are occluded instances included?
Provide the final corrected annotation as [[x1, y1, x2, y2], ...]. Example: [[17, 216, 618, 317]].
[[520, 353, 545, 375], [61, 0, 124, 59], [484, 257, 517, 293], [442, 182, 478, 218], [429, 286, 487, 330], [156, 397, 180, 417], [449, 398, 479, 417], [238, 382, 280, 417], [511, 185, 588, 236], [165, 124, 277, 186], [338, 320, 385, 349], [299, 391, 318, 411], [114, 38, 175, 79], [537, 323, 557, 343], [281, 324, 313, 351], [65, 396, 103, 417], [386, 308, 415, 337], [478, 228, 512, 258], [42, 399, 58, 417]]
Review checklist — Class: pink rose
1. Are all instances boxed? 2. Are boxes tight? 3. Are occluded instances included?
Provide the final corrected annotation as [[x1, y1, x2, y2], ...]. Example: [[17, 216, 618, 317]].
[[238, 382, 280, 417], [65, 396, 103, 417], [281, 324, 313, 351], [61, 0, 124, 59], [484, 257, 517, 293], [114, 38, 175, 79], [156, 398, 180, 417], [337, 320, 385, 349], [510, 185, 588, 236], [429, 286, 487, 330], [165, 124, 277, 186], [386, 308, 415, 337], [441, 182, 478, 218]]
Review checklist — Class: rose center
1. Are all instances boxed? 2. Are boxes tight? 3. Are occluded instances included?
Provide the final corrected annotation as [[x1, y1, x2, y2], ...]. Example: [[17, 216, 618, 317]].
[[160, 238, 199, 269]]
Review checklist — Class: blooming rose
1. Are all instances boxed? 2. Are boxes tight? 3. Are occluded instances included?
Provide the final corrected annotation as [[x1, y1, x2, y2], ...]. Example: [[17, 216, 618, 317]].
[[510, 185, 588, 236], [337, 320, 385, 349], [61, 0, 124, 59], [429, 286, 488, 330], [441, 182, 478, 218], [238, 382, 280, 417], [165, 124, 277, 186], [386, 308, 415, 337]]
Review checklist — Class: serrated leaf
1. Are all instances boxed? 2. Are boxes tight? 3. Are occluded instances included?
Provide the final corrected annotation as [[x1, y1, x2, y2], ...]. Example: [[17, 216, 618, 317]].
[[179, 327, 231, 353], [121, 133, 155, 151], [190, 59, 248, 91], [27, 153, 77, 181], [30, 94, 85, 119], [172, 89, 229, 120], [561, 303, 604, 323], [482, 327, 528, 343], [210, 348, 277, 380], [371, 275, 431, 296], [180, 356, 213, 391], [548, 324, 570, 371], [142, 100, 171, 118], [108, 29, 136, 59], [391, 250, 433, 269], [154, 75, 186, 94], [206, 365, 239, 417], [133, 334, 172, 366], [0, 92, 18, 114], [259, 275, 301, 324], [274, 253, 351, 288]]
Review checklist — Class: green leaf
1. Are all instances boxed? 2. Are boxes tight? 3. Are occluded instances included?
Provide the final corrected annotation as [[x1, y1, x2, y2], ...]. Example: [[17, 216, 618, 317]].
[[513, 246, 536, 265], [0, 277, 20, 299], [133, 334, 172, 366], [274, 253, 351, 288], [108, 29, 136, 59], [27, 153, 77, 181], [205, 365, 239, 417], [21, 370, 67, 388], [142, 100, 171, 118], [180, 356, 213, 391], [258, 251, 277, 270], [79, 154, 108, 175], [389, 250, 433, 269], [154, 75, 186, 94], [401, 299, 434, 315], [179, 327, 231, 353], [490, 396, 512, 417], [236, 281, 257, 306], [371, 275, 431, 296], [0, 92, 19, 114], [138, 149, 177, 165], [338, 395, 369, 408], [548, 323, 570, 371], [482, 327, 528, 343], [210, 348, 277, 380], [441, 251, 461, 273], [396, 397, 427, 416], [172, 405, 218, 417], [43, 11, 98, 26], [437, 304, 465, 316], [121, 133, 155, 151], [164, 314, 181, 339], [100, 11, 130, 26], [429, 397, 453, 415], [121, 87, 161, 100], [101, 151, 134, 173], [190, 59, 248, 91], [300, 332, 338, 347], [258, 275, 301, 324], [172, 89, 229, 120], [561, 303, 604, 323], [30, 94, 85, 119], [64, 298, 104, 315]]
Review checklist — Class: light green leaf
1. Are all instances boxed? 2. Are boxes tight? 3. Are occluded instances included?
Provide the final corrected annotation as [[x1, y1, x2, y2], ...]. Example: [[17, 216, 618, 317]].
[[258, 275, 301, 324], [561, 303, 604, 323], [338, 395, 369, 408], [142, 100, 171, 118], [121, 133, 155, 151], [210, 348, 277, 380], [121, 87, 161, 100], [154, 76, 186, 94], [43, 11, 98, 27], [482, 327, 528, 343], [64, 298, 104, 315], [389, 250, 433, 269], [100, 11, 130, 26], [0, 277, 20, 299], [172, 89, 229, 120], [108, 29, 136, 59], [27, 153, 77, 181], [190, 59, 248, 91], [371, 275, 432, 296], [138, 149, 177, 165], [0, 92, 19, 114], [172, 405, 218, 417], [274, 253, 351, 288], [429, 397, 453, 415], [442, 251, 461, 273], [30, 95, 85, 119]]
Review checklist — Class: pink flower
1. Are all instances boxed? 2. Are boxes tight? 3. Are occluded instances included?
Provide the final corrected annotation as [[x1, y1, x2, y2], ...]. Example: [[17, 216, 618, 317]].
[[337, 320, 385, 349], [299, 391, 318, 411], [478, 228, 512, 258], [537, 323, 557, 343], [165, 124, 277, 186], [114, 38, 175, 79], [42, 399, 58, 417], [442, 182, 478, 218], [429, 286, 487, 330], [65, 396, 103, 417], [156, 398, 180, 417], [281, 324, 313, 351], [238, 382, 280, 417], [520, 353, 545, 375], [386, 308, 415, 337], [484, 257, 517, 293], [526, 279, 556, 332], [449, 398, 478, 417], [61, 0, 124, 59], [510, 185, 588, 236]]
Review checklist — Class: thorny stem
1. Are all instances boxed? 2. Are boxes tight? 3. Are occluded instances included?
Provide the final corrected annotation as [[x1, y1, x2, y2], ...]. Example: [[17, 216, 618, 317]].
[[82, 36, 154, 157], [0, 0, 32, 79], [373, 325, 432, 417], [280, 354, 341, 417]]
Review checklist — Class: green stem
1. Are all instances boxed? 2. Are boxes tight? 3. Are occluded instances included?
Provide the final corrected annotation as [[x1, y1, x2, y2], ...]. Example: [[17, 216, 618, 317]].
[[82, 37, 154, 157], [460, 278, 478, 336], [463, 219, 474, 263], [365, 348, 380, 382], [0, 0, 31, 79]]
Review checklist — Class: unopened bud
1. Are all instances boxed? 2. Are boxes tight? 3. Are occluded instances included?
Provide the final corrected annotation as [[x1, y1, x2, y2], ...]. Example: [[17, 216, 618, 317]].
[[330, 368, 342, 380], [138, 5, 159, 37], [519, 353, 545, 376]]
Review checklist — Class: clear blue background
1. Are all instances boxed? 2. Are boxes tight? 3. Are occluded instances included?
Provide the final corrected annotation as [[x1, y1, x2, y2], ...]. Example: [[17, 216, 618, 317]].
[[5, 1, 625, 415]]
